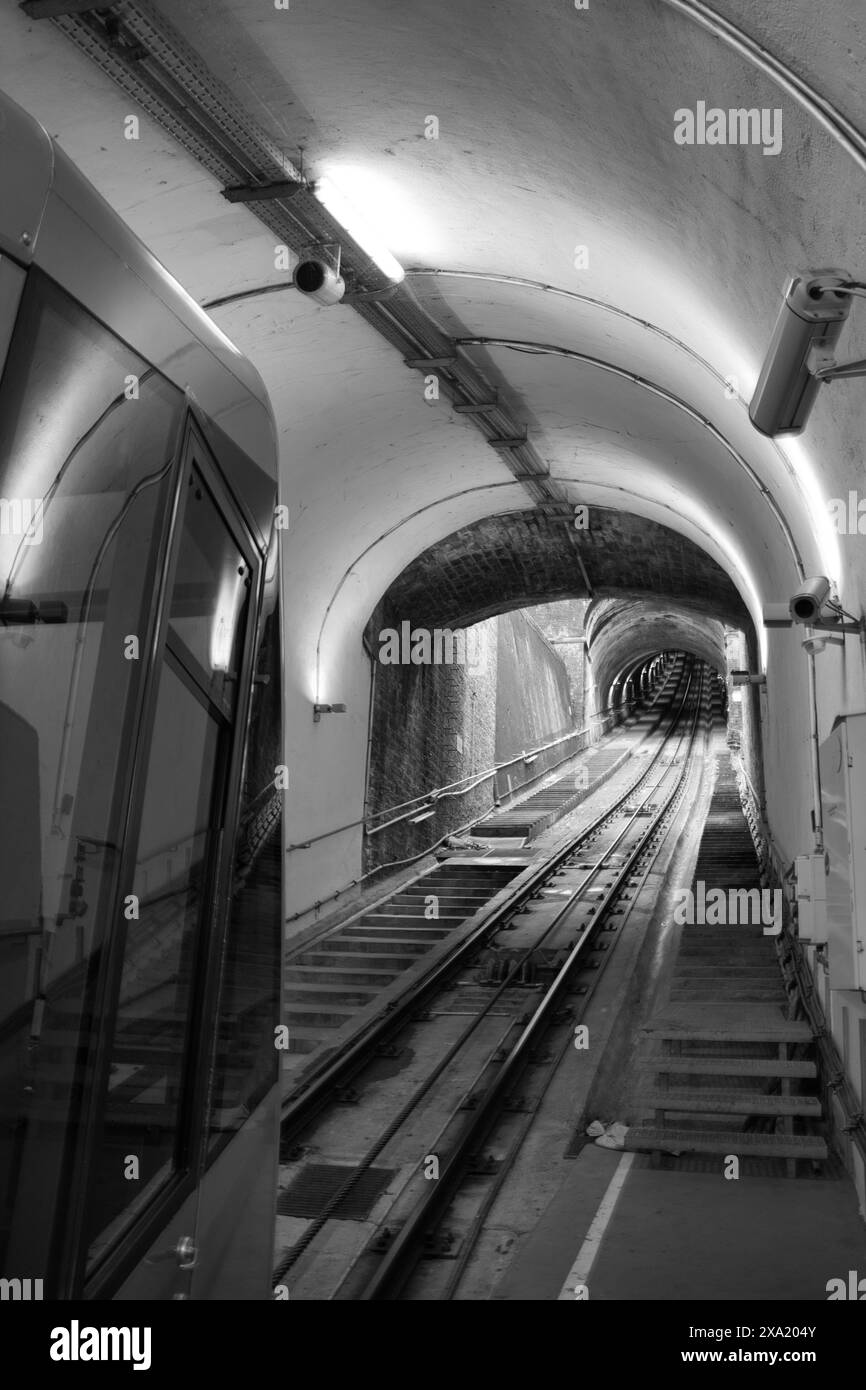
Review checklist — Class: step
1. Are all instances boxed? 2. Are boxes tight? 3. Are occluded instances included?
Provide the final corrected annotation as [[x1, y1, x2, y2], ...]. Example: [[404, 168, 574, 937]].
[[389, 892, 491, 905], [671, 966, 781, 979], [286, 966, 400, 987], [295, 951, 421, 971], [283, 983, 381, 1006], [361, 908, 467, 921], [677, 939, 775, 950], [678, 945, 783, 956], [347, 924, 451, 939], [670, 987, 786, 1002], [624, 1126, 827, 1161], [637, 1089, 822, 1117], [423, 871, 514, 883], [285, 1005, 359, 1028], [320, 936, 432, 954], [649, 1056, 817, 1079], [644, 1016, 813, 1044], [280, 1029, 328, 1056], [679, 926, 767, 939], [678, 934, 776, 945]]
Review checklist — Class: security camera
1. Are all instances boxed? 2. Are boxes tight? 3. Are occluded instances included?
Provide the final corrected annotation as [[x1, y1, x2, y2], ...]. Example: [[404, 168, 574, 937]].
[[764, 582, 863, 635], [292, 257, 345, 305], [789, 576, 834, 625], [749, 269, 852, 436]]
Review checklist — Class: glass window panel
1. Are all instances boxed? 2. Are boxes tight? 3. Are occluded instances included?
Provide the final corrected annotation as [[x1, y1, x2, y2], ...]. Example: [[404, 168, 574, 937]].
[[0, 271, 182, 1285], [83, 445, 252, 1270], [209, 595, 281, 1145], [84, 661, 220, 1263], [167, 469, 249, 715]]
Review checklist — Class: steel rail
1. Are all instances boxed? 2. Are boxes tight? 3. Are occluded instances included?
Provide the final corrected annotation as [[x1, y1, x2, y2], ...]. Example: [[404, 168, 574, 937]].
[[356, 671, 704, 1299], [281, 658, 678, 950], [273, 661, 701, 1287], [278, 659, 693, 1138], [435, 681, 712, 1299]]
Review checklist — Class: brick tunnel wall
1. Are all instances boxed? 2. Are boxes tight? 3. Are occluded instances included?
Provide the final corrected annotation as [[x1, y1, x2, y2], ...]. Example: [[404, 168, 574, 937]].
[[523, 599, 589, 725], [493, 612, 573, 800], [724, 626, 765, 813], [364, 610, 573, 870]]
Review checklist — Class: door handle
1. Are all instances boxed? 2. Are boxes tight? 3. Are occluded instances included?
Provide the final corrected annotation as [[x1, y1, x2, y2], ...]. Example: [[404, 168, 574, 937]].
[[147, 1235, 197, 1269]]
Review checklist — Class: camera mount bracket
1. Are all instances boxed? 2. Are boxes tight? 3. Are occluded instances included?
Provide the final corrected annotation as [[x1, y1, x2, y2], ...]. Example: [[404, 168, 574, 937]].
[[809, 279, 866, 381]]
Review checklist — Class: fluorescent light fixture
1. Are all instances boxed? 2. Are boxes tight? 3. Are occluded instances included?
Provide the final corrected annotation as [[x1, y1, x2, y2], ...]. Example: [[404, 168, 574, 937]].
[[314, 174, 405, 284]]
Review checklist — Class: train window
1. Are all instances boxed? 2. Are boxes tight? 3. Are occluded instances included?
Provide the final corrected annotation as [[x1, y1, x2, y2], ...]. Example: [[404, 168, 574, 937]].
[[82, 445, 254, 1272], [208, 592, 282, 1148], [0, 269, 184, 1284], [84, 657, 223, 1264], [166, 467, 250, 719]]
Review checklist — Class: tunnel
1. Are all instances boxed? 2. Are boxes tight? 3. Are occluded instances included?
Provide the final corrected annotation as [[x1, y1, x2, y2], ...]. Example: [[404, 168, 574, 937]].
[[1, 0, 866, 1323]]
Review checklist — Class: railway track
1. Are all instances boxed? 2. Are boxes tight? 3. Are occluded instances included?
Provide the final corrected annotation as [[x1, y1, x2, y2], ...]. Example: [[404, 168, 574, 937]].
[[274, 657, 709, 1299], [279, 659, 686, 1085]]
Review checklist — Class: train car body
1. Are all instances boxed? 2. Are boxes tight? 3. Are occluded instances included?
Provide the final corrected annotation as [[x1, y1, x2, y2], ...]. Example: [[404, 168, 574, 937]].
[[0, 88, 283, 1299]]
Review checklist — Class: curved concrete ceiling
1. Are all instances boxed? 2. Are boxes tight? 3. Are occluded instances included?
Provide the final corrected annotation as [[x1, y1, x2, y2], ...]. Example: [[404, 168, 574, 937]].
[[2, 0, 864, 901], [3, 3, 864, 644], [159, 0, 865, 627]]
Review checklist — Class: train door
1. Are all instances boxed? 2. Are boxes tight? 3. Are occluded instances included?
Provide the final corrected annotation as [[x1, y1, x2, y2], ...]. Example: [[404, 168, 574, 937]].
[[77, 424, 262, 1299], [0, 260, 279, 1301]]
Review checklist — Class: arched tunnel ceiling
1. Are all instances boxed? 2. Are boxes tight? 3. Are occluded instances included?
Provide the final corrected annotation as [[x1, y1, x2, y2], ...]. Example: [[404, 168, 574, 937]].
[[2, 0, 865, 681], [364, 507, 752, 644], [585, 597, 728, 699]]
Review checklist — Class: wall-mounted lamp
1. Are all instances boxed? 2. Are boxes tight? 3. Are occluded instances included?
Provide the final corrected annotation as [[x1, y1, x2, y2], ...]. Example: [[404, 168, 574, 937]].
[[313, 702, 347, 723]]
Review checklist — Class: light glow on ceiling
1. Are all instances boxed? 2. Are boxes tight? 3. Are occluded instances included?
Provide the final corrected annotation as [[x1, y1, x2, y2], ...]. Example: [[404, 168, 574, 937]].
[[314, 167, 424, 281], [775, 435, 842, 595], [657, 493, 769, 669]]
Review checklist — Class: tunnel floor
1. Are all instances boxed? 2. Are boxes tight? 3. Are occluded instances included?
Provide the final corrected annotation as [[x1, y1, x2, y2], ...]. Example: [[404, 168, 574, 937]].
[[276, 671, 866, 1300], [490, 737, 866, 1300]]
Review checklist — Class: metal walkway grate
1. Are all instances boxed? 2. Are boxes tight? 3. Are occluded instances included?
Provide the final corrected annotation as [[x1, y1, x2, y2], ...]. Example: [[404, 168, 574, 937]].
[[277, 1164, 396, 1221]]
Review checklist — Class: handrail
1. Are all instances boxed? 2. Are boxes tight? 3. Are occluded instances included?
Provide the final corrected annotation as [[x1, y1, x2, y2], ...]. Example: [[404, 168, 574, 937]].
[[285, 657, 681, 921], [365, 656, 679, 837], [286, 700, 634, 853], [289, 657, 677, 853], [365, 709, 624, 838], [365, 699, 631, 824]]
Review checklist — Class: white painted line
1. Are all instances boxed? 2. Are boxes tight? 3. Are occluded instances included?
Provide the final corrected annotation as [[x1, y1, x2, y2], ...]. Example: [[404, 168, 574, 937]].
[[556, 1151, 635, 1300]]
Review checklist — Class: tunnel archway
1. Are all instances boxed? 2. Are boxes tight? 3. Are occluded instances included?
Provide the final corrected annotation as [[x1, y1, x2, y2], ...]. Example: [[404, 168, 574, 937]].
[[361, 504, 755, 869], [5, 0, 861, 930]]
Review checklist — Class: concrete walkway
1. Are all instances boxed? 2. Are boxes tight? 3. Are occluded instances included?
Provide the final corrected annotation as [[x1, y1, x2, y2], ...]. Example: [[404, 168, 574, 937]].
[[493, 1142, 866, 1300]]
